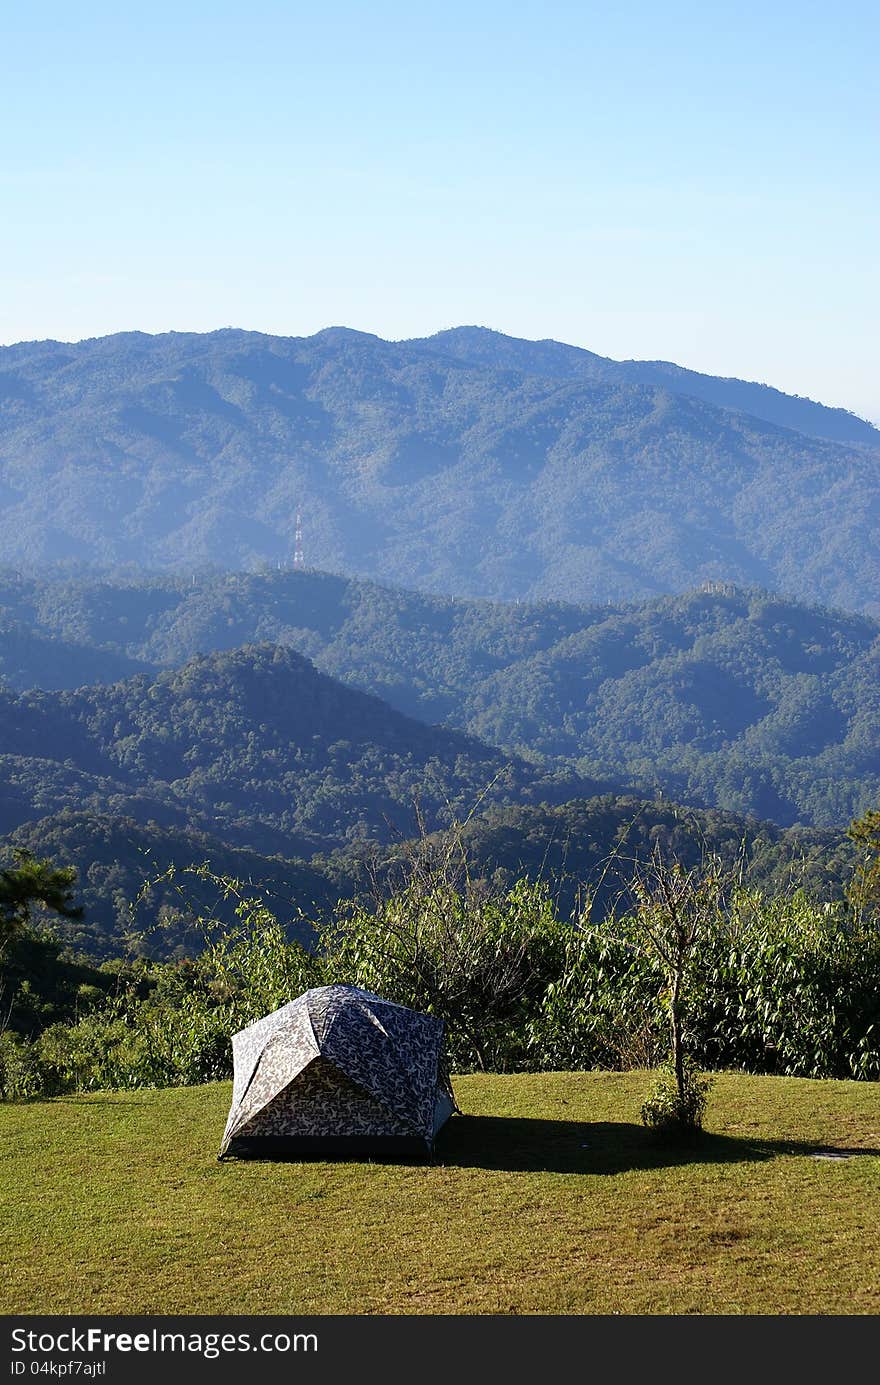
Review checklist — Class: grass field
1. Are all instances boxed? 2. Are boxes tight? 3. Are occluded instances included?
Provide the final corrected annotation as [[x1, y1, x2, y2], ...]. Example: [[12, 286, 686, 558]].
[[2, 1070, 879, 1315]]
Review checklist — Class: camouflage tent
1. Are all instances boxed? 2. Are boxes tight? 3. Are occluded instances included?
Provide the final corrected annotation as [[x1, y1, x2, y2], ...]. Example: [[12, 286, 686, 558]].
[[219, 985, 457, 1159]]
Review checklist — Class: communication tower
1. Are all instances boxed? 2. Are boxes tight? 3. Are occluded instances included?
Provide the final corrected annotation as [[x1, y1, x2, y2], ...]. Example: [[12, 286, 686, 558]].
[[293, 509, 304, 570]]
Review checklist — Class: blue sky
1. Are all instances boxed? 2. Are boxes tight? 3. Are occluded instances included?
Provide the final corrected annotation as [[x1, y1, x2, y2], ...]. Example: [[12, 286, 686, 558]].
[[2, 1, 878, 418]]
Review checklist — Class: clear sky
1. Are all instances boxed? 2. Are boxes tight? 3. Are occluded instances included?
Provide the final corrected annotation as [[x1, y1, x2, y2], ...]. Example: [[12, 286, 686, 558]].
[[2, 1, 878, 419]]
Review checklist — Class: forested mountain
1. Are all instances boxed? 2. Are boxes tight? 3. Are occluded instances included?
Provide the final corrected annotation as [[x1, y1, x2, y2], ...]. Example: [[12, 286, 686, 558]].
[[5, 795, 855, 963], [0, 643, 590, 856], [2, 568, 877, 827], [4, 330, 876, 980], [362, 796, 857, 924], [8, 813, 336, 959], [1, 327, 878, 612], [409, 327, 880, 448], [0, 616, 151, 691]]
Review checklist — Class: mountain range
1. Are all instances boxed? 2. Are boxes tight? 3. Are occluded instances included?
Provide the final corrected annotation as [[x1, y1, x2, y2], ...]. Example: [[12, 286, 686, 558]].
[[2, 324, 878, 963], [0, 641, 589, 856], [1, 571, 873, 957], [1, 568, 877, 828], [1, 326, 878, 613]]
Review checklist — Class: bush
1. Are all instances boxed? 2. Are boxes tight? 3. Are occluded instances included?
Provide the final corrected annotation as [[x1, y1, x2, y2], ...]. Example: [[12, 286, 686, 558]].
[[687, 890, 880, 1080], [0, 1031, 45, 1101], [640, 1062, 713, 1140], [526, 912, 666, 1071], [324, 876, 569, 1071]]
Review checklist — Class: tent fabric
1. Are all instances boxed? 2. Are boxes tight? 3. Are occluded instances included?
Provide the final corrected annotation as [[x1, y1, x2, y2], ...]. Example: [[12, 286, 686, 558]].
[[219, 985, 456, 1158]]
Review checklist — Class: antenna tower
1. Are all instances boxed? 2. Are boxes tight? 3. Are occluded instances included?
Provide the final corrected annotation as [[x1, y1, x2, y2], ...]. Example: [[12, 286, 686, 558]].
[[293, 508, 304, 570]]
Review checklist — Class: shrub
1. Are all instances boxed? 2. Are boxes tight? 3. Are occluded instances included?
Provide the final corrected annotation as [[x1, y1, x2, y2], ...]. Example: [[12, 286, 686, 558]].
[[324, 876, 569, 1071], [687, 890, 880, 1080], [0, 1031, 45, 1101], [526, 912, 665, 1071], [640, 1061, 714, 1140]]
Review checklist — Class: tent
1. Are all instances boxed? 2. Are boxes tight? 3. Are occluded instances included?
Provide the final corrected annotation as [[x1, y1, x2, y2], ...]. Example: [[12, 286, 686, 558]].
[[219, 985, 457, 1159]]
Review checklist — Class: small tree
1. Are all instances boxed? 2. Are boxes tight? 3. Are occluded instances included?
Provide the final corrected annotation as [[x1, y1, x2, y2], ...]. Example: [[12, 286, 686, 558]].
[[625, 845, 720, 1136], [0, 850, 84, 1064], [846, 806, 880, 919], [0, 849, 82, 959]]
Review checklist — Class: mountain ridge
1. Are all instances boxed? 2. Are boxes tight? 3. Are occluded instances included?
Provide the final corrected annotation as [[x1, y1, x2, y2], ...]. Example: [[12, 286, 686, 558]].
[[1, 568, 877, 828], [7, 323, 876, 445], [1, 326, 877, 612], [407, 325, 879, 446], [0, 640, 593, 854]]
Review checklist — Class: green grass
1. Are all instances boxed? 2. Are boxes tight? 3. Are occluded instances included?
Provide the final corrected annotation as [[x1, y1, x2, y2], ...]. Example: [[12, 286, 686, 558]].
[[2, 1071, 879, 1315]]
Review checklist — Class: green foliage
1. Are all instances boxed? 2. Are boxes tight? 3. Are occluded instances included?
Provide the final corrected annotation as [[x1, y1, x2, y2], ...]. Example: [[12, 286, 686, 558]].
[[7, 812, 333, 960], [0, 848, 82, 951], [0, 1031, 45, 1101], [5, 860, 880, 1101], [846, 804, 880, 916], [324, 876, 569, 1072], [529, 886, 880, 1083], [0, 849, 106, 1040], [0, 928, 112, 1039], [526, 912, 665, 1071], [0, 808, 876, 1101], [687, 891, 880, 1081], [640, 1062, 713, 1138]]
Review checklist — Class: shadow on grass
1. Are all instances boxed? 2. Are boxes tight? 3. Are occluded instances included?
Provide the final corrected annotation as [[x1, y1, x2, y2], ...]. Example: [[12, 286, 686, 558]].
[[433, 1115, 880, 1174]]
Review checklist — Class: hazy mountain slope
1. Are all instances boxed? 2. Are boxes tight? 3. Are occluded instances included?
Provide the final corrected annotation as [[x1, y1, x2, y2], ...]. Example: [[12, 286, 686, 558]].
[[0, 754, 154, 837], [0, 617, 153, 691], [0, 568, 186, 658], [1, 328, 878, 612], [412, 326, 880, 448], [0, 643, 590, 854]]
